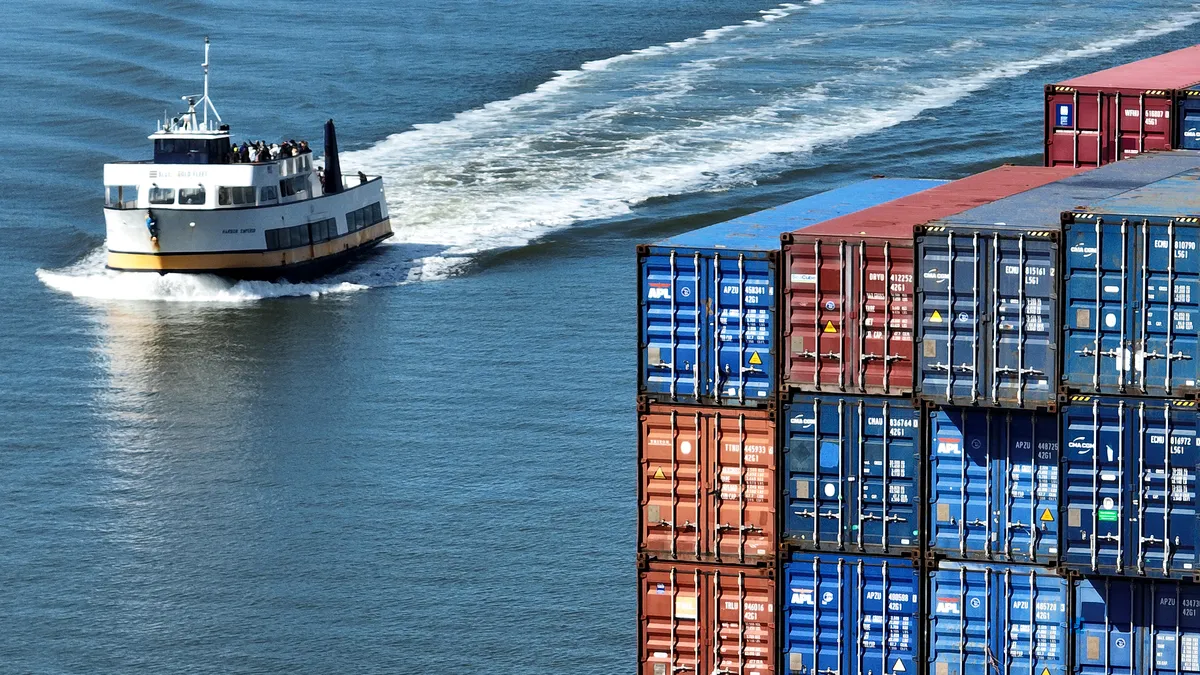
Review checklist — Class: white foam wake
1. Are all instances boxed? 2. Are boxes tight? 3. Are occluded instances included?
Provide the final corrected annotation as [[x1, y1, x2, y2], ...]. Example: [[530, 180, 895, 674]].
[[344, 1, 1200, 282], [36, 249, 366, 302]]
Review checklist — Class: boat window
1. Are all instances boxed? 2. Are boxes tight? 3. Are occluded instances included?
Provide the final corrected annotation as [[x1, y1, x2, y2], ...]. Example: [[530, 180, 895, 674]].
[[345, 202, 382, 232], [148, 187, 175, 204], [178, 187, 206, 205], [219, 186, 255, 206], [261, 185, 278, 203], [105, 185, 138, 209]]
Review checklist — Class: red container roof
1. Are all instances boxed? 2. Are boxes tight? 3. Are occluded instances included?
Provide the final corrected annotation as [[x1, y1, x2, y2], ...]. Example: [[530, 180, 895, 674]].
[[1056, 44, 1200, 91], [794, 165, 1086, 240]]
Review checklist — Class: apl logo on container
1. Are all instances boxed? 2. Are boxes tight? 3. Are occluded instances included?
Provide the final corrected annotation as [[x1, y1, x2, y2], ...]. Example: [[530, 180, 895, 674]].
[[648, 283, 672, 300], [935, 596, 961, 615]]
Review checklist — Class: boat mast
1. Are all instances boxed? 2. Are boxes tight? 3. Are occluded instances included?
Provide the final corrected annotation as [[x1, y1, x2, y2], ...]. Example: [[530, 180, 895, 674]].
[[200, 37, 221, 129]]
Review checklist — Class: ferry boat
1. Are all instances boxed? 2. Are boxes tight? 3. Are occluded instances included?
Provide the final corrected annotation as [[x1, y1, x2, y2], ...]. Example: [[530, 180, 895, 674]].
[[103, 39, 392, 280]]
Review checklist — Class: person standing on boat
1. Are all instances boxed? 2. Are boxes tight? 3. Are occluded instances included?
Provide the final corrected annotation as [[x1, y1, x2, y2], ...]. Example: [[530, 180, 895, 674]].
[[145, 211, 158, 244]]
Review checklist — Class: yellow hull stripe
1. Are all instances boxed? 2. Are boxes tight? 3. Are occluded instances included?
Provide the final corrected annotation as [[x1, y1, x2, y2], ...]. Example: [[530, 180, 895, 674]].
[[108, 219, 392, 272]]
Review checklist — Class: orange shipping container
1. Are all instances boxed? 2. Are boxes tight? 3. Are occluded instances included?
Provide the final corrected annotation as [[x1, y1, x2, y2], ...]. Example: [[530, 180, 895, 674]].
[[638, 402, 775, 564], [638, 560, 775, 675]]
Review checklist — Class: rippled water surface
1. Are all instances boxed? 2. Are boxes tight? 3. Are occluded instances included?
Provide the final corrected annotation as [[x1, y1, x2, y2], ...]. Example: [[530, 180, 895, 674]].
[[3, 1, 1200, 672]]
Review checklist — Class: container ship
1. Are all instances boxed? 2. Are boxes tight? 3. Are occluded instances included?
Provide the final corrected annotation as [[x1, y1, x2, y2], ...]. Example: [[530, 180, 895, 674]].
[[102, 39, 391, 281], [634, 43, 1200, 675]]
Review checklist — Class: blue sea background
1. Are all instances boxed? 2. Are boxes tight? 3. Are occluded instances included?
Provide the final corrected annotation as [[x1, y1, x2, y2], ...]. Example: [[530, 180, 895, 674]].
[[3, 1, 1200, 672]]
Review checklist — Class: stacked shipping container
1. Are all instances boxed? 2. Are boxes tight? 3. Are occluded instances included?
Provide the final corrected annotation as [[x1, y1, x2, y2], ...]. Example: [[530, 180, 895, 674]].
[[1044, 44, 1200, 168], [636, 179, 945, 675], [633, 44, 1200, 675]]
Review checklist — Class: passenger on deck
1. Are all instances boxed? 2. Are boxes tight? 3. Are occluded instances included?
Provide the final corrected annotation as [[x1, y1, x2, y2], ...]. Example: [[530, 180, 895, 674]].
[[358, 171, 368, 185]]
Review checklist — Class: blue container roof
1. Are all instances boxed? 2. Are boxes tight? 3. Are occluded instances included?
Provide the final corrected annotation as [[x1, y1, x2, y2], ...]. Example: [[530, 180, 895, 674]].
[[935, 151, 1200, 230], [653, 178, 946, 251], [1084, 166, 1200, 218]]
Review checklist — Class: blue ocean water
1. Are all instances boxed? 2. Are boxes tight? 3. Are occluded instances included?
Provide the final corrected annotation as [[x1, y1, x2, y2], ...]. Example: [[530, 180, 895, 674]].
[[3, 1, 1200, 672]]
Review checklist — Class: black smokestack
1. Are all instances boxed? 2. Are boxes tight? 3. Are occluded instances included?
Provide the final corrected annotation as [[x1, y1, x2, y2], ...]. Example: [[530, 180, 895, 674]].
[[323, 119, 343, 194]]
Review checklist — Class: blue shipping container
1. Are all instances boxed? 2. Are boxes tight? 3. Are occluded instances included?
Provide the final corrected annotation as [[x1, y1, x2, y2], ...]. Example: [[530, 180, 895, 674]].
[[1063, 166, 1200, 397], [639, 178, 945, 407], [928, 561, 1068, 675], [928, 407, 1060, 564], [782, 395, 921, 555], [783, 553, 919, 675], [1061, 396, 1200, 579], [1073, 576, 1200, 675], [1181, 92, 1200, 150], [917, 151, 1200, 409]]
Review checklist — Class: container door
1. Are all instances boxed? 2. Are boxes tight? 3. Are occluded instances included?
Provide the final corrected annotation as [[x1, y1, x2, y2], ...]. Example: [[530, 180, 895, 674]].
[[927, 564, 993, 675], [992, 233, 1058, 409], [1133, 219, 1200, 398], [639, 565, 704, 675], [1149, 582, 1200, 674], [1116, 94, 1175, 159], [855, 557, 919, 675], [1061, 397, 1130, 575], [782, 398, 850, 551], [917, 230, 984, 405], [855, 398, 920, 554], [709, 568, 775, 675], [783, 396, 919, 555], [710, 410, 776, 564], [1180, 97, 1200, 150], [997, 411, 1060, 565], [1063, 216, 1136, 394], [642, 250, 707, 402], [713, 253, 775, 406], [1072, 577, 1139, 675], [997, 568, 1068, 675], [858, 241, 916, 395], [1130, 400, 1200, 578], [1045, 89, 1103, 167], [784, 241, 852, 392], [928, 408, 994, 560], [640, 407, 705, 561], [782, 556, 847, 675]]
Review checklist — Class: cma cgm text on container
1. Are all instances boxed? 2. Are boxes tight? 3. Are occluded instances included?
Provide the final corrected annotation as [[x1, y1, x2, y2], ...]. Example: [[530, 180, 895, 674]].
[[913, 151, 1200, 409], [1062, 167, 1200, 398], [1045, 44, 1200, 168], [780, 166, 1076, 397], [638, 178, 945, 408]]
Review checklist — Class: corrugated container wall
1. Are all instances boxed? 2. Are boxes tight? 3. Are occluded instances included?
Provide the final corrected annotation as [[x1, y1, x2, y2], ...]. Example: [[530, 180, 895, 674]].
[[927, 561, 1068, 675], [1061, 396, 1200, 579], [1044, 44, 1200, 167], [782, 553, 920, 675], [1073, 576, 1200, 674], [781, 395, 921, 556], [781, 166, 1075, 397], [639, 402, 776, 565], [916, 152, 1200, 409], [1062, 168, 1200, 397], [1182, 89, 1200, 150], [638, 178, 945, 408], [639, 560, 775, 675], [927, 407, 1060, 564]]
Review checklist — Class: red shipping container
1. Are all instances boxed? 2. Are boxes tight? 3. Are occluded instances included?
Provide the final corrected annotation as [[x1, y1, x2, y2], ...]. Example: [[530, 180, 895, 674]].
[[1044, 44, 1200, 167], [638, 560, 775, 675], [781, 165, 1083, 396], [638, 402, 775, 564]]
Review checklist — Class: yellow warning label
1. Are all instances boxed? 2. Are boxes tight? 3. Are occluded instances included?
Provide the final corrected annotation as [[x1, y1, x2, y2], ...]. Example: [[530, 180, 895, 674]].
[[1041, 668, 1051, 675], [823, 321, 837, 333], [930, 310, 943, 323], [1041, 508, 1054, 522], [653, 468, 666, 480], [748, 351, 762, 366]]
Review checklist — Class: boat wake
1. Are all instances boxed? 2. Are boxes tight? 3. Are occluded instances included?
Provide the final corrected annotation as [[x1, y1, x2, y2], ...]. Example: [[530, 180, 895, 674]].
[[36, 0, 1200, 301], [36, 249, 368, 302]]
